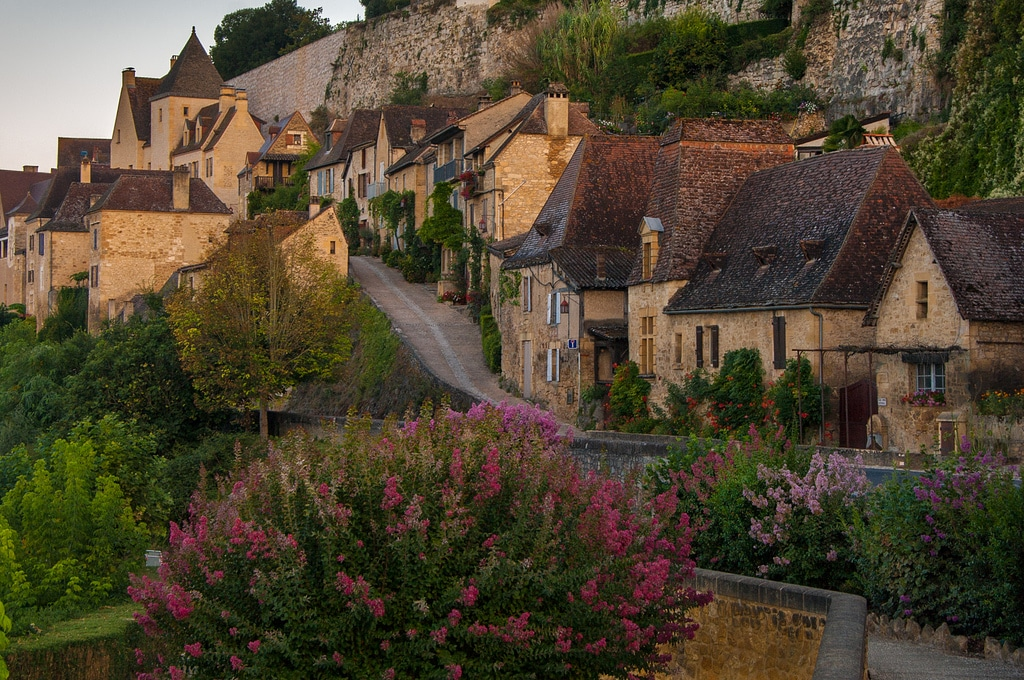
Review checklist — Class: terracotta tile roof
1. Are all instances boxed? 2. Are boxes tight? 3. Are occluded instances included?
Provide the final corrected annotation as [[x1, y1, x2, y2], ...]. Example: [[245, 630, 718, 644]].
[[0, 168, 51, 217], [382, 106, 466, 151], [628, 118, 794, 286], [57, 138, 110, 167], [868, 208, 1024, 323], [503, 135, 659, 289], [88, 173, 230, 215], [486, 232, 528, 258], [154, 29, 223, 100], [38, 183, 114, 232], [30, 165, 162, 221], [665, 147, 934, 313], [4, 179, 48, 220], [306, 109, 380, 171], [128, 77, 162, 144]]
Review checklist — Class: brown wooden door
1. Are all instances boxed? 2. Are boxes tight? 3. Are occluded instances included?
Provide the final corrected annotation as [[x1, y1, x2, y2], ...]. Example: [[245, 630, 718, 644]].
[[838, 379, 878, 448]]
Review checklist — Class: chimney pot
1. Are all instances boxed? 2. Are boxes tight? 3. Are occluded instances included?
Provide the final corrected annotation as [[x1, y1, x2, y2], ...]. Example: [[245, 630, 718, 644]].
[[170, 55, 178, 70], [510, 80, 522, 96], [173, 166, 190, 211], [477, 95, 492, 111], [23, 165, 38, 173], [122, 67, 136, 88], [544, 83, 570, 138], [80, 154, 92, 184]]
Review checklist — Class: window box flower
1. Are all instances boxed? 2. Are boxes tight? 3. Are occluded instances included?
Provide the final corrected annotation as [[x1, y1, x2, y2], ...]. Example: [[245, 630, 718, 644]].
[[901, 390, 945, 407]]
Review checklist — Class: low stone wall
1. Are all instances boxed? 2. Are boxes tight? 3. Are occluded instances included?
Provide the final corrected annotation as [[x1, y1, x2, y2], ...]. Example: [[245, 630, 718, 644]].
[[674, 570, 867, 680]]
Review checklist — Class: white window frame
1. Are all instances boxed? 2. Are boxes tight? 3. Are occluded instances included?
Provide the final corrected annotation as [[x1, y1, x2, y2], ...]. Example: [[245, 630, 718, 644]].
[[523, 276, 532, 312], [547, 348, 560, 382], [547, 291, 561, 325], [916, 363, 946, 392]]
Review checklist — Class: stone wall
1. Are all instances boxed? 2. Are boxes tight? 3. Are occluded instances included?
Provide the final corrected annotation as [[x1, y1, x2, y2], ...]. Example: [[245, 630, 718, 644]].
[[732, 0, 946, 121]]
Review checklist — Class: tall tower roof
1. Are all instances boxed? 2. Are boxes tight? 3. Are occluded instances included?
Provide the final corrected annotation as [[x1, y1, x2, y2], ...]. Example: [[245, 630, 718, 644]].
[[153, 28, 223, 101]]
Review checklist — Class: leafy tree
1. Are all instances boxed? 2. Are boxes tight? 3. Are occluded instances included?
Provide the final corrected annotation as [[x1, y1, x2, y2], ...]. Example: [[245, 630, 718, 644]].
[[38, 279, 88, 343], [361, 0, 411, 20], [211, 0, 333, 81], [418, 181, 464, 250], [650, 10, 728, 90], [0, 597, 8, 680], [336, 196, 361, 254], [706, 348, 765, 433], [130, 403, 708, 678], [388, 72, 428, 105], [768, 357, 828, 441], [823, 114, 866, 152], [537, 0, 623, 96], [0, 304, 23, 330], [247, 142, 320, 217], [167, 230, 356, 438]]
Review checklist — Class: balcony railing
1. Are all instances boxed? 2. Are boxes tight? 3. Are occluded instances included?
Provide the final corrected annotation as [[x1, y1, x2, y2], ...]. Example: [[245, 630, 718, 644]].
[[433, 158, 463, 184], [366, 180, 387, 199], [254, 175, 292, 191]]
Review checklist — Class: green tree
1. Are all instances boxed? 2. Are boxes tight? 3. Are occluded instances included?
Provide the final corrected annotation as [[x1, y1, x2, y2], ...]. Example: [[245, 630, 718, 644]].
[[418, 181, 464, 250], [537, 0, 623, 95], [247, 141, 320, 217], [0, 597, 9, 680], [823, 114, 866, 152], [361, 0, 411, 20], [167, 231, 356, 438], [37, 276, 88, 344], [211, 0, 333, 81], [650, 10, 728, 89], [337, 196, 361, 254]]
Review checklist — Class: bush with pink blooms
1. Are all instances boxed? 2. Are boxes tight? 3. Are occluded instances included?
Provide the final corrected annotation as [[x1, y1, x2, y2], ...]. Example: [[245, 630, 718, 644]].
[[130, 403, 709, 679]]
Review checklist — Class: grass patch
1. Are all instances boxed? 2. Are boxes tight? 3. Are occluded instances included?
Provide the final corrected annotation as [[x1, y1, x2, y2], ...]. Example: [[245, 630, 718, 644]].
[[7, 603, 138, 653]]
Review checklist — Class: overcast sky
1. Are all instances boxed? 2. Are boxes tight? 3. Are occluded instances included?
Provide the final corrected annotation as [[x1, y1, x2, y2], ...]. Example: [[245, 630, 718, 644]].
[[0, 0, 362, 172]]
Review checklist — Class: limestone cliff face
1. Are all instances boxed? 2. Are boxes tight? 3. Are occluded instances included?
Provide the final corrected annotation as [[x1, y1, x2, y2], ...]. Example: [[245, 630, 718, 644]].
[[229, 0, 946, 126]]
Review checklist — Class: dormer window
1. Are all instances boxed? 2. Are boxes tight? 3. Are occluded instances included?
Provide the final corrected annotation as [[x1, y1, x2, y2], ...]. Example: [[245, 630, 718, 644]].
[[752, 245, 777, 267], [800, 239, 824, 262], [640, 217, 663, 280], [704, 253, 728, 271]]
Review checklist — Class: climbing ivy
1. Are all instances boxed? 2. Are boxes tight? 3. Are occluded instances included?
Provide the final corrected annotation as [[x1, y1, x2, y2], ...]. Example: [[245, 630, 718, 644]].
[[369, 190, 416, 245]]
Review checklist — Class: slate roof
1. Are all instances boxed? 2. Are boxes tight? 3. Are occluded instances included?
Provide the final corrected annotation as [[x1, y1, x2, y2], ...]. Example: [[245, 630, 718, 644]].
[[56, 138, 111, 167], [628, 118, 795, 286], [153, 29, 223, 101], [4, 180, 48, 220], [473, 93, 600, 161], [89, 173, 230, 215], [29, 165, 159, 221], [305, 109, 380, 171], [0, 168, 51, 217], [37, 183, 114, 232], [503, 135, 659, 289], [955, 197, 1024, 214], [665, 146, 934, 313], [486, 232, 528, 259], [174, 102, 220, 154], [128, 77, 162, 144], [868, 208, 1024, 323], [382, 106, 465, 152]]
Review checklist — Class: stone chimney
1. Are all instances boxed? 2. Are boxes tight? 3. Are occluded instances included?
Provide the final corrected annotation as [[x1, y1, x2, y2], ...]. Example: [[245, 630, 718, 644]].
[[23, 165, 38, 173], [545, 82, 569, 138], [122, 67, 136, 88], [219, 85, 235, 114], [477, 95, 492, 111], [80, 152, 91, 183], [169, 55, 178, 70], [235, 89, 248, 116], [173, 166, 190, 211], [510, 80, 522, 96], [410, 118, 427, 143], [330, 119, 347, 148]]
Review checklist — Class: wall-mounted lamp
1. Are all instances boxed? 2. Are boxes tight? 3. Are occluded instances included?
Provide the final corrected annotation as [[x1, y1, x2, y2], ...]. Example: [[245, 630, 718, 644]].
[[560, 296, 570, 316]]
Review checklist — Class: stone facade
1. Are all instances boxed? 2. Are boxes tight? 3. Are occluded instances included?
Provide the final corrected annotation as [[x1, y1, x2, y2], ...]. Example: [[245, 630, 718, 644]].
[[28, 231, 90, 327], [280, 207, 350, 279]]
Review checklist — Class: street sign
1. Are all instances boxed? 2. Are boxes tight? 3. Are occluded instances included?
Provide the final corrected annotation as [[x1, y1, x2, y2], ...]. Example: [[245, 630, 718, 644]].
[[567, 339, 578, 350]]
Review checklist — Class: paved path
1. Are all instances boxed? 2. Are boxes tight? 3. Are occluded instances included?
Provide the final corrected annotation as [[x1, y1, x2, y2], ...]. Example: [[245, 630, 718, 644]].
[[868, 636, 1024, 679], [348, 256, 572, 426]]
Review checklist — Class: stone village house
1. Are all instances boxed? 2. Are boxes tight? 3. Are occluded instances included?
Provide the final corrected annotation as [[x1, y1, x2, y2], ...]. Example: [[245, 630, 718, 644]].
[[306, 109, 379, 222], [237, 111, 319, 219], [494, 135, 659, 422], [662, 146, 934, 445], [865, 200, 1024, 455], [0, 166, 51, 306]]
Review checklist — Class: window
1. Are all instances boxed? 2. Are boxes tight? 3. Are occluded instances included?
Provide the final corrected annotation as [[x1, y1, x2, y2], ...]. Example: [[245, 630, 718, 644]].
[[642, 242, 653, 279], [206, 158, 214, 178], [0, 239, 7, 259], [27, 270, 34, 284], [183, 106, 189, 116], [116, 129, 121, 144], [290, 133, 302, 145], [640, 315, 655, 375], [547, 292, 561, 325], [192, 161, 199, 178], [28, 235, 34, 252], [674, 332, 683, 365], [695, 325, 704, 367], [522, 276, 532, 312], [916, 280, 928, 319], [159, 108, 163, 123], [317, 171, 324, 195], [358, 173, 369, 198], [327, 168, 334, 194], [917, 363, 946, 392], [93, 229, 98, 250], [547, 348, 560, 382], [772, 316, 787, 369], [709, 325, 720, 368], [330, 240, 336, 255], [90, 265, 99, 288], [361, 148, 366, 168], [38, 233, 44, 256]]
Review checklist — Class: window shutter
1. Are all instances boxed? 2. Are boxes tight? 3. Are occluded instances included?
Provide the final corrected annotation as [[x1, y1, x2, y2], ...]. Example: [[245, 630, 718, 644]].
[[554, 348, 560, 382], [710, 326, 720, 368], [554, 292, 561, 324], [695, 326, 704, 368], [547, 348, 560, 382], [547, 293, 553, 324], [773, 316, 787, 369]]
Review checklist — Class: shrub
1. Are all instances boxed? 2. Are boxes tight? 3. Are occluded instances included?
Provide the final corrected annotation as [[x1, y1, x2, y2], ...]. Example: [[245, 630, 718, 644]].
[[857, 445, 1024, 644], [783, 47, 807, 81], [607, 361, 651, 428], [0, 597, 9, 680], [768, 357, 828, 441], [706, 348, 765, 433], [479, 307, 502, 373], [130, 403, 709, 678]]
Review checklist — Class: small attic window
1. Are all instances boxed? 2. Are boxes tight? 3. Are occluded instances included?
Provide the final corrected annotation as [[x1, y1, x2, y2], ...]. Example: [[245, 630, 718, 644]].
[[800, 239, 824, 262], [703, 252, 728, 271], [752, 246, 777, 267]]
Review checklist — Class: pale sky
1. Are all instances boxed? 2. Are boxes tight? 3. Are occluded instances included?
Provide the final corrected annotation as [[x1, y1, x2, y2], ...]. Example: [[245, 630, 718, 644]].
[[0, 0, 362, 172]]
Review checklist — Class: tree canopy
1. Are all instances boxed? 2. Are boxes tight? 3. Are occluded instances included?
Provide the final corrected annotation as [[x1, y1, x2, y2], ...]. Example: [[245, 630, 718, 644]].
[[167, 229, 356, 437], [211, 0, 334, 81]]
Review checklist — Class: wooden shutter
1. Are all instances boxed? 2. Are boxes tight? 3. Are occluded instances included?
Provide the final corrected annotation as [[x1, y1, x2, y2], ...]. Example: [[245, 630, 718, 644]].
[[710, 325, 720, 368], [695, 326, 704, 368], [772, 316, 787, 369]]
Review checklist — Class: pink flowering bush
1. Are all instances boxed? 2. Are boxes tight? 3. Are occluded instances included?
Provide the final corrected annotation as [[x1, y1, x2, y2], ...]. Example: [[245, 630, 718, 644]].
[[130, 402, 709, 678], [857, 441, 1024, 644]]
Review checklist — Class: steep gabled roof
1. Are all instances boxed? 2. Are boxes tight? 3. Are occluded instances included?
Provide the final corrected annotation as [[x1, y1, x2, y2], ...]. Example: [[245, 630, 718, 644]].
[[476, 94, 600, 163], [153, 29, 223, 101], [868, 208, 1024, 324], [4, 179, 49, 220], [628, 118, 795, 286], [382, 106, 465, 151], [665, 146, 934, 313], [38, 183, 114, 232], [503, 135, 659, 289], [305, 109, 380, 171], [955, 196, 1024, 214], [88, 173, 230, 215], [127, 77, 163, 144], [0, 168, 51, 217], [57, 138, 111, 167], [29, 165, 162, 221]]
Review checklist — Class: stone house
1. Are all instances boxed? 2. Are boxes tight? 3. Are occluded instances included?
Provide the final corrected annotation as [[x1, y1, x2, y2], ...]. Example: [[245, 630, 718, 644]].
[[463, 84, 599, 244], [237, 111, 319, 219], [865, 202, 1024, 454], [663, 146, 934, 444], [626, 119, 795, 399], [496, 135, 659, 421], [0, 167, 51, 306], [794, 112, 891, 160], [172, 86, 265, 216], [306, 109, 380, 230], [85, 166, 231, 332], [111, 29, 225, 173]]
